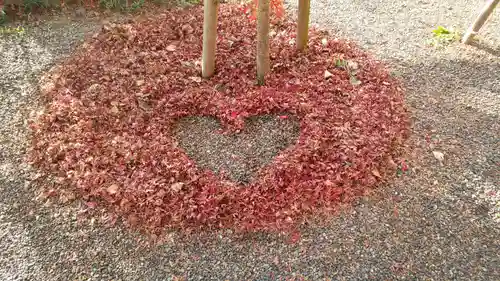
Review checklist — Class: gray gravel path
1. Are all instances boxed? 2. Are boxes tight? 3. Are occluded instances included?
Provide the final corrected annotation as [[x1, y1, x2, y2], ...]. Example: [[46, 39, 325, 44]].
[[174, 115, 300, 183], [1, 1, 499, 280]]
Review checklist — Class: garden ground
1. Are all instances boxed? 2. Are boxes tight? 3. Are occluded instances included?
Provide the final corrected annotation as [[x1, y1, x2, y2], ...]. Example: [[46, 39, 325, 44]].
[[0, 0, 499, 280]]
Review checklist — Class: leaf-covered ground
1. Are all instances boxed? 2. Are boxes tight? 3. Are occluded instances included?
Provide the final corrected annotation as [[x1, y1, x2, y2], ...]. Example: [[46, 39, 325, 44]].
[[2, 0, 499, 279], [28, 5, 409, 232]]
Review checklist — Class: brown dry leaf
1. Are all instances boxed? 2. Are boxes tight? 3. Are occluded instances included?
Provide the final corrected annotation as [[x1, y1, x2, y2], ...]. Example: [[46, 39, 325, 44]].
[[371, 169, 381, 178], [107, 184, 119, 194], [181, 24, 194, 34], [170, 182, 184, 192], [189, 76, 201, 83], [137, 99, 151, 111], [189, 76, 202, 83], [349, 76, 362, 86], [387, 156, 398, 170], [166, 44, 177, 52], [432, 151, 445, 164], [324, 70, 333, 79], [59, 191, 76, 203], [347, 60, 359, 70]]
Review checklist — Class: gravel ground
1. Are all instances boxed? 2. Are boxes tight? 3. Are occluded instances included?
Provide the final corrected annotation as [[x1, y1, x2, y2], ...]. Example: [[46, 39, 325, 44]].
[[174, 115, 300, 183], [0, 1, 499, 280]]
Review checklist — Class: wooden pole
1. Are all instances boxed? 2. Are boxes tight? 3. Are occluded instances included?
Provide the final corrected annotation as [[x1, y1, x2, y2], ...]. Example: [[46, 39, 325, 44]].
[[256, 0, 270, 85], [202, 0, 219, 78], [296, 0, 310, 51], [462, 0, 499, 44]]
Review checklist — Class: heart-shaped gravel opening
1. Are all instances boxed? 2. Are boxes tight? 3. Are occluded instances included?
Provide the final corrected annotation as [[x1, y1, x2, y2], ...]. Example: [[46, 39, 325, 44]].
[[173, 114, 300, 184]]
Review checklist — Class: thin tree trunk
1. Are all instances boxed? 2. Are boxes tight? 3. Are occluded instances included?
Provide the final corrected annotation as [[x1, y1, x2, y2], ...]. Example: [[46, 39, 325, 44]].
[[202, 0, 219, 78], [296, 0, 310, 51], [462, 0, 499, 44], [256, 0, 270, 85]]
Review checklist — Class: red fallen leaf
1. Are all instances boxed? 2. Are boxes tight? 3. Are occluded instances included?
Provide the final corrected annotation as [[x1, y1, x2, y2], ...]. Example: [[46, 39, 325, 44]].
[[44, 189, 58, 198], [127, 214, 139, 226], [425, 134, 431, 143], [105, 214, 118, 226], [230, 111, 238, 118], [393, 205, 399, 217], [401, 160, 409, 172], [85, 201, 97, 209], [278, 115, 288, 119], [288, 231, 301, 244], [392, 195, 402, 202]]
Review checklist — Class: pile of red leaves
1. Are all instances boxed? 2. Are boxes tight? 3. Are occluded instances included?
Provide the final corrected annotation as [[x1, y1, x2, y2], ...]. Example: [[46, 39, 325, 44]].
[[29, 5, 409, 233]]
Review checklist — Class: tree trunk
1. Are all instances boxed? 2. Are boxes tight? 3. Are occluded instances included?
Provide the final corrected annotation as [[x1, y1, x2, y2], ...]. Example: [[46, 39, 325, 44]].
[[202, 0, 219, 78], [462, 0, 499, 44], [296, 0, 310, 51], [256, 0, 270, 85]]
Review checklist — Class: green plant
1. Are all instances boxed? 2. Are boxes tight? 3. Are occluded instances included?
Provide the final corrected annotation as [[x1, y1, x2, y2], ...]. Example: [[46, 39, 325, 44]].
[[176, 0, 200, 7], [0, 8, 6, 25], [23, 0, 47, 12], [429, 26, 460, 47], [129, 0, 145, 11], [334, 58, 347, 68], [0, 26, 26, 36], [334, 58, 361, 86], [99, 0, 126, 10], [99, 0, 147, 12]]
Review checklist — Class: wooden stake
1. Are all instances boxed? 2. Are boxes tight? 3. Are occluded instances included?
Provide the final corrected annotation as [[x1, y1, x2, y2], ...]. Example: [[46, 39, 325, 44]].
[[462, 0, 499, 44], [256, 0, 270, 85], [202, 0, 219, 78], [297, 0, 310, 51]]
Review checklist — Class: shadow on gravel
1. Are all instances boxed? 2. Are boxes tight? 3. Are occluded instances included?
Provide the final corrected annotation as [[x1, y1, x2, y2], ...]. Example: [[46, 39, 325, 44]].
[[400, 57, 500, 98], [469, 41, 500, 57], [398, 56, 499, 180]]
